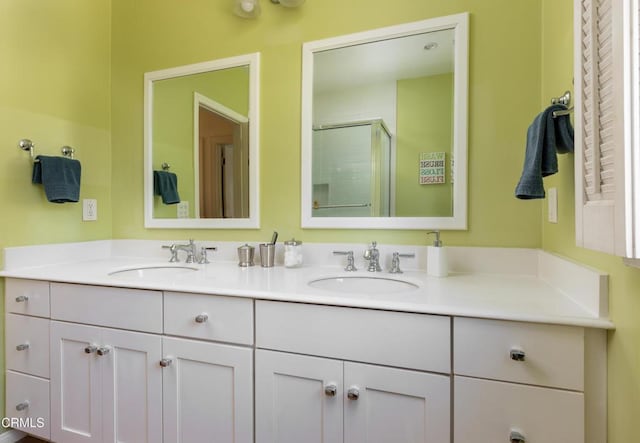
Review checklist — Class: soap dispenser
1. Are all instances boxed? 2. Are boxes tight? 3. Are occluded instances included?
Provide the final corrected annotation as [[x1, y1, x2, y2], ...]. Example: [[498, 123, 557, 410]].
[[426, 231, 448, 277]]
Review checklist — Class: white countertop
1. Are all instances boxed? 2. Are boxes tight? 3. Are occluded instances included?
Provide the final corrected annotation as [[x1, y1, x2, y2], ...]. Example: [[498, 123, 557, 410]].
[[0, 241, 614, 329]]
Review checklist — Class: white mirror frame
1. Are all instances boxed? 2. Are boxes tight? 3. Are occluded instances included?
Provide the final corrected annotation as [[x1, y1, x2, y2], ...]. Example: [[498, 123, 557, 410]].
[[144, 52, 260, 229], [301, 13, 468, 229]]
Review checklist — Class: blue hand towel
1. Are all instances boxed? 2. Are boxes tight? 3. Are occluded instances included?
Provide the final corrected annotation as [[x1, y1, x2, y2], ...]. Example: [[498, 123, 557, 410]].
[[31, 155, 81, 203], [153, 170, 181, 205], [515, 104, 574, 199]]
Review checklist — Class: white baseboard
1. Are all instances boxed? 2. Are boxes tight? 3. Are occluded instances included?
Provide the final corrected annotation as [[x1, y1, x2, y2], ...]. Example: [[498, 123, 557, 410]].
[[0, 429, 26, 443]]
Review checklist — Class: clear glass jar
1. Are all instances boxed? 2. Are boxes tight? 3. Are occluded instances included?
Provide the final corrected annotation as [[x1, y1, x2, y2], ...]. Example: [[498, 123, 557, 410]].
[[284, 238, 303, 268]]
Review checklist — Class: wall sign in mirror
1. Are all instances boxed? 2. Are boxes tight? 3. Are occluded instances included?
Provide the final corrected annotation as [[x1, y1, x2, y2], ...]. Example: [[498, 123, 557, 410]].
[[144, 53, 260, 228], [301, 13, 468, 229]]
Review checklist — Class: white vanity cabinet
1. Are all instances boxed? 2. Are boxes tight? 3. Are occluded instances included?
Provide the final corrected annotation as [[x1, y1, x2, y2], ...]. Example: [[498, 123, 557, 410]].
[[453, 317, 600, 443], [4, 279, 51, 441], [50, 321, 163, 443], [49, 283, 164, 443], [4, 275, 607, 443], [162, 291, 255, 443], [254, 300, 451, 443]]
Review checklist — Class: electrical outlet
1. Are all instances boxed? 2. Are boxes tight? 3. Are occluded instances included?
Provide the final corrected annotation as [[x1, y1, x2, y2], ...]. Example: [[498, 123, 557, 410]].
[[547, 188, 558, 223], [83, 199, 98, 221], [177, 201, 189, 218]]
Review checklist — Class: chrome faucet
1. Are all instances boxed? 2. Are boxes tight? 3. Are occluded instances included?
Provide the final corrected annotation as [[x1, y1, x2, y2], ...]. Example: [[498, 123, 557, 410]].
[[175, 239, 197, 263], [163, 239, 197, 263], [363, 241, 382, 272]]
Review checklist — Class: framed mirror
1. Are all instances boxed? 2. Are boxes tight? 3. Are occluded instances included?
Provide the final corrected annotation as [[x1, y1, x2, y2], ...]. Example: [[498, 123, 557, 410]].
[[144, 53, 260, 228], [301, 14, 468, 229]]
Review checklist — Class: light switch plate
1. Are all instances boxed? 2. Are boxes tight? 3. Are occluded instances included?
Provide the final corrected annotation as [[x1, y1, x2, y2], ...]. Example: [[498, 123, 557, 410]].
[[548, 187, 558, 223]]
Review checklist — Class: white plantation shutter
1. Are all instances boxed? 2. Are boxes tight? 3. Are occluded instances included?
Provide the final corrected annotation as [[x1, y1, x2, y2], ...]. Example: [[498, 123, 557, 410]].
[[623, 0, 640, 261], [574, 0, 639, 257]]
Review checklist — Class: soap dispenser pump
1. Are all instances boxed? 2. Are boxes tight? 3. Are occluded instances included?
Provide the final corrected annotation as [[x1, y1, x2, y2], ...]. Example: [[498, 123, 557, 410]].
[[426, 231, 448, 277]]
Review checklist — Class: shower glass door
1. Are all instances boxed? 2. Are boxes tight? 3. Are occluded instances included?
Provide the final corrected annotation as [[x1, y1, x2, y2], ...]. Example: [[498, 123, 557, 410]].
[[312, 120, 391, 217]]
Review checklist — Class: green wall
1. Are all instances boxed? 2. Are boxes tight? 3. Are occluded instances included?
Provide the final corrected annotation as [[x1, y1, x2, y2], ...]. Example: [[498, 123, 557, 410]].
[[540, 1, 640, 441], [110, 0, 543, 246], [396, 74, 453, 217], [0, 0, 112, 430]]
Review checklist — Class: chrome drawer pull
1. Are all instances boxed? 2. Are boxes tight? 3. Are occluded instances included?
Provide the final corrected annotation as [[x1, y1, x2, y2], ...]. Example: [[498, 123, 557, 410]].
[[16, 343, 30, 351], [84, 345, 98, 354], [347, 387, 360, 400], [15, 295, 29, 303], [16, 401, 29, 411], [510, 349, 526, 362], [97, 346, 110, 356], [510, 430, 526, 442], [324, 384, 337, 397], [160, 358, 173, 367], [195, 313, 209, 323]]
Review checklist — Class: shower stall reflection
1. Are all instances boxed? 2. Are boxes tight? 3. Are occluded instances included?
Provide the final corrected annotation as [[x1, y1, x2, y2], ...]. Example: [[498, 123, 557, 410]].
[[312, 119, 392, 217]]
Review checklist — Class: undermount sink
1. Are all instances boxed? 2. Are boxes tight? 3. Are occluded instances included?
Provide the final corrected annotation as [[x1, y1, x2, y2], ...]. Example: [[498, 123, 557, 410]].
[[108, 265, 199, 280], [308, 276, 419, 294]]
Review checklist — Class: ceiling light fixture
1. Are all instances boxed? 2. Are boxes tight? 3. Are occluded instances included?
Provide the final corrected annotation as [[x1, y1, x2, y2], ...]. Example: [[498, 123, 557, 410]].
[[234, 0, 262, 19]]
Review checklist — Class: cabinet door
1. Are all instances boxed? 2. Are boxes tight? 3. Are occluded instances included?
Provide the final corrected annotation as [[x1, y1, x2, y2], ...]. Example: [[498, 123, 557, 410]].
[[101, 328, 162, 443], [344, 362, 450, 443], [255, 350, 343, 443], [454, 376, 584, 443], [51, 321, 103, 443], [162, 337, 253, 443]]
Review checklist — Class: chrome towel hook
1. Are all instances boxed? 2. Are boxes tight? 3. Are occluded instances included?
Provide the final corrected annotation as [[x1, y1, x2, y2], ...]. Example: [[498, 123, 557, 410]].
[[551, 90, 571, 106], [18, 139, 35, 159], [61, 146, 75, 159], [550, 90, 574, 118]]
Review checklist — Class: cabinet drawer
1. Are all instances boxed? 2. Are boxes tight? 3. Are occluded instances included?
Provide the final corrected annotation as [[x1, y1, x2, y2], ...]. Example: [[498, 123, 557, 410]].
[[454, 376, 583, 443], [6, 314, 50, 378], [5, 279, 50, 318], [164, 292, 253, 345], [6, 370, 51, 441], [256, 301, 450, 373], [51, 283, 163, 333], [454, 317, 584, 390]]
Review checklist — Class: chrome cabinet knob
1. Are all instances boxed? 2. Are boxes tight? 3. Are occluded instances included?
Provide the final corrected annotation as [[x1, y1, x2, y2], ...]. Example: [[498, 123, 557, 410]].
[[510, 349, 526, 361], [510, 430, 526, 443], [84, 345, 98, 354], [160, 358, 173, 367], [16, 343, 30, 351], [347, 387, 360, 400], [97, 346, 110, 356], [15, 295, 29, 303], [324, 384, 337, 397], [195, 313, 209, 323], [16, 402, 29, 411]]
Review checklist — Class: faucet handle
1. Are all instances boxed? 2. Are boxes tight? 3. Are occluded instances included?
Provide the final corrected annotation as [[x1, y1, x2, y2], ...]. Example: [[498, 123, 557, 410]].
[[162, 244, 179, 262], [198, 246, 217, 264], [333, 250, 357, 272], [389, 252, 415, 274]]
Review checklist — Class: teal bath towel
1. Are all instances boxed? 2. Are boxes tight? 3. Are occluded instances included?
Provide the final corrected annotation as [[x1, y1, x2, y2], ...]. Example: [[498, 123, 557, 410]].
[[153, 170, 181, 205], [515, 104, 574, 199], [32, 155, 81, 203]]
